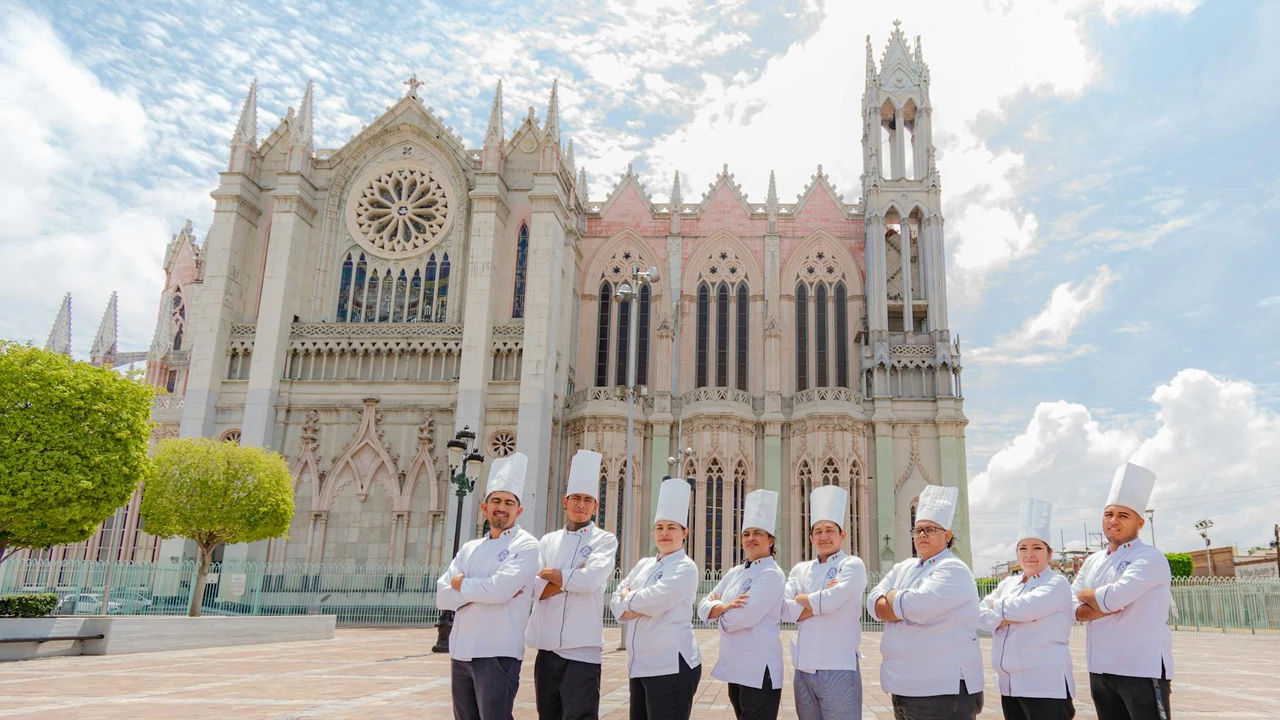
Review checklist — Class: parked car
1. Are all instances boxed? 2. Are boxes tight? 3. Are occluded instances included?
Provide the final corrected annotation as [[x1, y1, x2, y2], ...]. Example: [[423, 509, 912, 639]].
[[58, 593, 119, 615], [106, 590, 154, 613]]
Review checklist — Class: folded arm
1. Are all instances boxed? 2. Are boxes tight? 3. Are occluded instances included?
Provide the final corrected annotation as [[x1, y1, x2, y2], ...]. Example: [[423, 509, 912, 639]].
[[626, 563, 697, 616], [435, 554, 467, 611], [996, 576, 1071, 623], [892, 563, 975, 623], [562, 533, 620, 594], [1094, 554, 1171, 614], [697, 574, 732, 624], [718, 571, 784, 633], [866, 564, 900, 621], [809, 559, 867, 617], [459, 544, 538, 604]]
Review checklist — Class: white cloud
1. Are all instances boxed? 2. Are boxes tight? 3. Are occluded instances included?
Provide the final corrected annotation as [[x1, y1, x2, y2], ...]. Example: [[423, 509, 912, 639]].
[[968, 265, 1116, 365], [969, 368, 1280, 571], [1259, 296, 1280, 309]]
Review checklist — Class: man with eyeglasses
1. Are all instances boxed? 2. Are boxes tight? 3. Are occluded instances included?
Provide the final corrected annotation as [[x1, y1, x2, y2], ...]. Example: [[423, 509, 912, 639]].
[[867, 485, 984, 720]]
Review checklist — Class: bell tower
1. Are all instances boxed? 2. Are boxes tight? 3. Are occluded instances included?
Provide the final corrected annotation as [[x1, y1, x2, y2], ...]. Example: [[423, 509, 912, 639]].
[[862, 21, 970, 566]]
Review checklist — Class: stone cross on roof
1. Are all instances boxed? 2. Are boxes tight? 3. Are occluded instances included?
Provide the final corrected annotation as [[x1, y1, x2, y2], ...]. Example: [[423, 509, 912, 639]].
[[404, 74, 424, 98]]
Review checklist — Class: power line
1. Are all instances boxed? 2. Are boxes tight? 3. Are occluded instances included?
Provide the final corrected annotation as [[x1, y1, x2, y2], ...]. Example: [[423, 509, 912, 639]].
[[969, 483, 1280, 516]]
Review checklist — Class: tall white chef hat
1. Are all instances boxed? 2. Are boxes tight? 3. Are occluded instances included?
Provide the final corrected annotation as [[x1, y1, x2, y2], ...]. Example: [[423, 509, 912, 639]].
[[916, 485, 960, 531], [1105, 462, 1156, 515], [485, 452, 527, 504], [565, 449, 602, 500], [742, 490, 779, 536], [1015, 498, 1053, 545], [654, 477, 692, 527], [809, 485, 848, 531]]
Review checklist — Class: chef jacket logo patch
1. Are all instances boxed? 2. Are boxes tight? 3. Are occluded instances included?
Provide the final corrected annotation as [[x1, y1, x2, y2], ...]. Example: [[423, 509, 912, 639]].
[[497, 550, 510, 562], [654, 570, 664, 581], [1116, 560, 1130, 573], [741, 579, 753, 591], [580, 546, 592, 558], [826, 566, 839, 580]]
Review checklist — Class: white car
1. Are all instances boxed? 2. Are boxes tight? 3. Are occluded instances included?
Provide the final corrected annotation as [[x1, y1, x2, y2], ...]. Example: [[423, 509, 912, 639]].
[[58, 593, 122, 615]]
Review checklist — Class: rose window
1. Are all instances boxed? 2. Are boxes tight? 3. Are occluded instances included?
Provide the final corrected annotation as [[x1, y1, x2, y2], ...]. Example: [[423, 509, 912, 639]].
[[353, 168, 450, 255], [489, 430, 517, 457]]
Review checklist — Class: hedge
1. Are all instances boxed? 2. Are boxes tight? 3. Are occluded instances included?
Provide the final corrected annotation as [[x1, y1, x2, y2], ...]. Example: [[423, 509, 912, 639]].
[[0, 593, 59, 618]]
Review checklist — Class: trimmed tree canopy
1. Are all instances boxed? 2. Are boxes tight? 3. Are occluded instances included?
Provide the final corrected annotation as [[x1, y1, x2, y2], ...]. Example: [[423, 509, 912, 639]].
[[1166, 552, 1193, 578], [0, 342, 154, 563], [142, 438, 294, 550]]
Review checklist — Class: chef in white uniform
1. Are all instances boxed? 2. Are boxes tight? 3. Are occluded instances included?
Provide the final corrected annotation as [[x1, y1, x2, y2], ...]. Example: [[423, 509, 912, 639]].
[[526, 449, 619, 720], [867, 484, 985, 719], [781, 485, 868, 720], [1072, 462, 1174, 720], [698, 489, 786, 720], [978, 498, 1075, 720], [610, 477, 702, 720], [436, 452, 540, 720]]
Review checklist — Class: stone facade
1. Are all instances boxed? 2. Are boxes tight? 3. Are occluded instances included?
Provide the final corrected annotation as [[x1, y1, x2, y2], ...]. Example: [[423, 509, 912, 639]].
[[63, 23, 970, 572]]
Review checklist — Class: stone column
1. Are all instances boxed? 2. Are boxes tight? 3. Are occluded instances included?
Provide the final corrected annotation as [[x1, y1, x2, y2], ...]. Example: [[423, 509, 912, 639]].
[[901, 216, 914, 335], [865, 214, 888, 331], [514, 172, 568, 536], [242, 173, 317, 450], [873, 420, 896, 571], [448, 174, 509, 551]]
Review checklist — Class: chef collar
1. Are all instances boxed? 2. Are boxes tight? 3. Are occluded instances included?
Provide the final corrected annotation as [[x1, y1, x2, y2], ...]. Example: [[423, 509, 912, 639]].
[[1106, 540, 1136, 556], [487, 528, 515, 541], [565, 522, 595, 535], [918, 549, 952, 568]]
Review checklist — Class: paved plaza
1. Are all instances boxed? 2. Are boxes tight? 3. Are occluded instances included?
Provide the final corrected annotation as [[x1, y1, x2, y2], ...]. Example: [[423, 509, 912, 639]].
[[0, 629, 1277, 718]]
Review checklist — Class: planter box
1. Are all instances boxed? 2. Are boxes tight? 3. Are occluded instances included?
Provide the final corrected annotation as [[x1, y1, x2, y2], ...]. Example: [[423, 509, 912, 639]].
[[1, 615, 335, 661]]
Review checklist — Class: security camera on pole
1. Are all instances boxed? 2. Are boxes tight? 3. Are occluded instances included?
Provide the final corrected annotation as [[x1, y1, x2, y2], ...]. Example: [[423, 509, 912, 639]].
[[1196, 518, 1214, 578]]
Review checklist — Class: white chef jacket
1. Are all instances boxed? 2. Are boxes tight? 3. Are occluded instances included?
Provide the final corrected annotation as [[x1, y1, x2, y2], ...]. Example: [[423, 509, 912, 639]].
[[525, 523, 619, 664], [697, 557, 785, 689], [1071, 539, 1174, 679], [781, 550, 867, 674], [867, 549, 985, 697], [977, 571, 1075, 699], [609, 549, 702, 679], [436, 526, 539, 662]]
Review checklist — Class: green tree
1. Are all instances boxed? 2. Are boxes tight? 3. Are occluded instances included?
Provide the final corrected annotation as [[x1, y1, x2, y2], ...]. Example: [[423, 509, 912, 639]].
[[142, 438, 294, 616], [1166, 552, 1193, 577], [0, 342, 154, 564]]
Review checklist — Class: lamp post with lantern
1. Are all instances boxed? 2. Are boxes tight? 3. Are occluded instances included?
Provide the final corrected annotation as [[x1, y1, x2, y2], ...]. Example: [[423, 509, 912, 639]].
[[613, 265, 660, 577], [431, 426, 485, 654]]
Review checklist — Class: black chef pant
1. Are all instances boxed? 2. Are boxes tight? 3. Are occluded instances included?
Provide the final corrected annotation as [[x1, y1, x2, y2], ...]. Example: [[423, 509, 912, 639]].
[[1000, 694, 1076, 720], [629, 654, 701, 720], [534, 649, 602, 720], [1090, 671, 1172, 720], [891, 679, 985, 720], [451, 656, 522, 720], [728, 667, 782, 720]]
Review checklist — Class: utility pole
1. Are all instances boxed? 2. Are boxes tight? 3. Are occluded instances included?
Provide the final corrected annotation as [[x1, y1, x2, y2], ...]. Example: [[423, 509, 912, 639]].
[[1273, 524, 1279, 579], [1146, 509, 1156, 547]]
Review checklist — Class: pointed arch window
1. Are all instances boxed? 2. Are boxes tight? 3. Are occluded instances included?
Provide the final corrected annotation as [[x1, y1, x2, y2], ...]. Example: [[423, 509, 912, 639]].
[[336, 256, 353, 321], [512, 224, 529, 319], [815, 283, 829, 387], [910, 497, 919, 558], [715, 283, 730, 387], [735, 283, 749, 391], [597, 464, 609, 529], [705, 459, 725, 570], [594, 282, 612, 387], [731, 462, 748, 565], [615, 461, 627, 567], [615, 293, 632, 386], [798, 460, 814, 556], [835, 281, 850, 388], [696, 282, 710, 388], [335, 251, 450, 324], [637, 284, 651, 387], [795, 283, 809, 391]]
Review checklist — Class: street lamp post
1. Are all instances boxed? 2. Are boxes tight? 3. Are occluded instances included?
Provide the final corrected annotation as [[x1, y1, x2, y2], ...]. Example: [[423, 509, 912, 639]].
[[431, 426, 485, 654], [1196, 518, 1215, 578], [1146, 509, 1156, 547], [613, 266, 660, 579]]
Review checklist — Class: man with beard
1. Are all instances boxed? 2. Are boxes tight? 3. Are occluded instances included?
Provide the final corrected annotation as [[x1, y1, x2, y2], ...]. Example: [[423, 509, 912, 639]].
[[437, 452, 539, 720], [526, 449, 619, 720], [1072, 462, 1173, 720]]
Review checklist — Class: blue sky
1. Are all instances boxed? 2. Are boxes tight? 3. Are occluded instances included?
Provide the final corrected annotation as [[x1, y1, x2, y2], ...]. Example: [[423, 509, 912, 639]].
[[1, 0, 1277, 570]]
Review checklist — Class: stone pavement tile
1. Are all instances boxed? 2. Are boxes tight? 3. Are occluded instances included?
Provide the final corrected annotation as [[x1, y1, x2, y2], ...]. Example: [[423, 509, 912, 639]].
[[0, 627, 1277, 718]]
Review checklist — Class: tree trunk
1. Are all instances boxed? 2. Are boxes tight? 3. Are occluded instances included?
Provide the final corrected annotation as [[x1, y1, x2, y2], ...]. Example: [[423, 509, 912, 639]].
[[0, 540, 10, 566], [189, 544, 212, 617]]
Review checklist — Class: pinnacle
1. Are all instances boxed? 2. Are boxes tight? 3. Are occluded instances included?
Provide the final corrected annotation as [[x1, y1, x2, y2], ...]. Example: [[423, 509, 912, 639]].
[[545, 79, 561, 142], [232, 79, 258, 147], [485, 80, 504, 144]]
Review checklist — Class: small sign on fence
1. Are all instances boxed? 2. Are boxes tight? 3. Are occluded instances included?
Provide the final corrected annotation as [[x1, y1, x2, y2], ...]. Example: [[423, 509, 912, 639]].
[[227, 573, 247, 597], [206, 572, 219, 585]]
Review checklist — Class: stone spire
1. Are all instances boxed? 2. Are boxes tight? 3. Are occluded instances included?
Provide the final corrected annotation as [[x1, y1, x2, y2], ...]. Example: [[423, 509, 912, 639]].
[[229, 80, 257, 173], [90, 292, 119, 368], [565, 138, 576, 173], [766, 170, 779, 233], [544, 79, 560, 143], [669, 170, 682, 234], [577, 167, 589, 203], [45, 293, 71, 355], [286, 80, 314, 174], [484, 80, 504, 146]]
